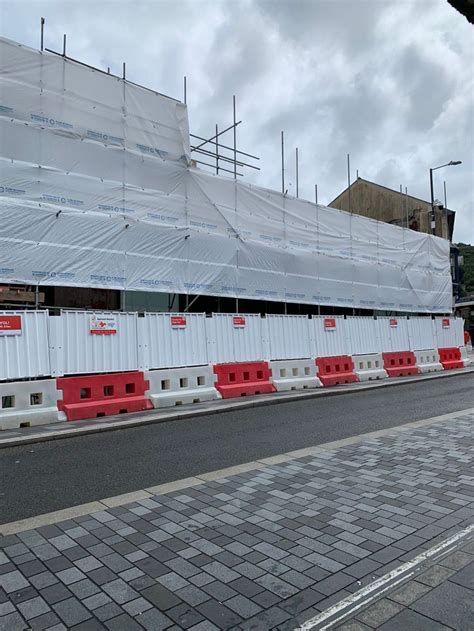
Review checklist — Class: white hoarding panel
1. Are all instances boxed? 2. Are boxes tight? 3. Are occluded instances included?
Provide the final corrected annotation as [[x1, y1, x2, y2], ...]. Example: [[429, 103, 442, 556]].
[[49, 311, 138, 376], [408, 317, 437, 351], [206, 314, 264, 364], [346, 317, 381, 355], [265, 315, 311, 360], [434, 317, 463, 348], [138, 313, 208, 370], [376, 317, 410, 353], [311, 316, 351, 357], [0, 311, 50, 380]]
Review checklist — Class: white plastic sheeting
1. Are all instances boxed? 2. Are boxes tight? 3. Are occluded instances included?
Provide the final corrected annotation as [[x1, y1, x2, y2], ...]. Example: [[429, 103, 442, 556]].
[[0, 311, 50, 380], [265, 315, 311, 360], [206, 314, 264, 364], [49, 311, 139, 376], [138, 313, 208, 370], [0, 37, 452, 314]]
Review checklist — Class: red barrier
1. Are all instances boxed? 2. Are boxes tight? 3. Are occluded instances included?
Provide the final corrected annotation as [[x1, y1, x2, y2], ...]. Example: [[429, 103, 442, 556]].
[[382, 351, 419, 377], [315, 356, 358, 386], [57, 372, 152, 421], [438, 347, 463, 370], [213, 362, 276, 398]]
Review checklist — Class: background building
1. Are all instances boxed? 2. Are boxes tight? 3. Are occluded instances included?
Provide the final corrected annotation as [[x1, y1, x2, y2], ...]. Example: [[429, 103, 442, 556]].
[[329, 177, 455, 240], [329, 177, 461, 302]]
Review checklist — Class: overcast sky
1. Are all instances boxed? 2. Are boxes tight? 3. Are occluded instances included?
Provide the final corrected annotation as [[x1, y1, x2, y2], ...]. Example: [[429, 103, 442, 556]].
[[1, 0, 473, 243]]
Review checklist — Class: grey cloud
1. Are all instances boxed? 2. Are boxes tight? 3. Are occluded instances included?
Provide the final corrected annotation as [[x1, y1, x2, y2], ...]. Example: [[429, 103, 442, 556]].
[[0, 0, 472, 242]]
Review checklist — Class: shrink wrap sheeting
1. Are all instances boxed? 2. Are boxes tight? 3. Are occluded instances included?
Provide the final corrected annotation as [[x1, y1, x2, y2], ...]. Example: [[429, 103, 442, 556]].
[[0, 38, 452, 313]]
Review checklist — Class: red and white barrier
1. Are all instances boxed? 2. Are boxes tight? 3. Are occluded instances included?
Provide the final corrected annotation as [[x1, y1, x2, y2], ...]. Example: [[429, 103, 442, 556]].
[[0, 379, 62, 430], [460, 346, 471, 367], [353, 354, 387, 381], [57, 371, 152, 421], [146, 366, 221, 408], [0, 312, 471, 429], [315, 356, 358, 386], [414, 350, 443, 373], [213, 361, 276, 398], [270, 359, 322, 391]]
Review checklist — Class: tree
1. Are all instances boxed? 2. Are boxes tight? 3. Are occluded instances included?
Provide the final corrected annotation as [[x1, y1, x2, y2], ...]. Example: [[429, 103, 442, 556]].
[[456, 243, 474, 297]]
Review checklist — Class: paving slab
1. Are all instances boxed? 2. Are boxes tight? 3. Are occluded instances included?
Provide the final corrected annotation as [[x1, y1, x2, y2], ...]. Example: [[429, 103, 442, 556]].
[[0, 411, 473, 630]]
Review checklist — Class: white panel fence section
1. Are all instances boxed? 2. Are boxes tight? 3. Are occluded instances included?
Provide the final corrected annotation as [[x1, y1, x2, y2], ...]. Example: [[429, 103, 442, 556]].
[[206, 314, 265, 364], [346, 317, 383, 355], [408, 317, 437, 351], [376, 317, 411, 353], [265, 315, 311, 360], [433, 317, 463, 348], [0, 310, 468, 381], [0, 311, 51, 380], [48, 311, 139, 376], [311, 316, 352, 358], [138, 313, 208, 370]]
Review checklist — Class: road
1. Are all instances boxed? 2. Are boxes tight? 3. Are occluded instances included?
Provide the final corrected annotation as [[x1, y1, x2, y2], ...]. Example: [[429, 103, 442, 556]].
[[0, 373, 472, 523]]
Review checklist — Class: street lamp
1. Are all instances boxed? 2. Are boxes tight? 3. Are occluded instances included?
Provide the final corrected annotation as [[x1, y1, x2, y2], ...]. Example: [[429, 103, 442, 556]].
[[429, 161, 462, 235]]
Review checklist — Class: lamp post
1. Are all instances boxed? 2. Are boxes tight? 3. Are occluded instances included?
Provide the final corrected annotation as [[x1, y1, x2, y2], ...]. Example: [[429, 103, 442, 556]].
[[429, 161, 462, 235]]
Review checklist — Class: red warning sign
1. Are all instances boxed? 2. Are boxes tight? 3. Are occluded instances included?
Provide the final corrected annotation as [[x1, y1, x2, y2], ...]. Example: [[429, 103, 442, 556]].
[[170, 315, 187, 328], [89, 314, 117, 335], [390, 319, 398, 327], [324, 318, 336, 330], [233, 316, 246, 327], [0, 315, 22, 336], [442, 318, 450, 328]]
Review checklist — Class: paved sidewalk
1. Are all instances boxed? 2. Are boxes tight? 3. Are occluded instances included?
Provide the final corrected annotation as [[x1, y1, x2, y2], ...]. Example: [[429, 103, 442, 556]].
[[1, 367, 472, 449], [0, 411, 473, 630]]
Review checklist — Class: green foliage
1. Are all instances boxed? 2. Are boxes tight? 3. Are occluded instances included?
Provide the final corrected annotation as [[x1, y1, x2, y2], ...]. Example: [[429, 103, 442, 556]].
[[457, 243, 474, 297]]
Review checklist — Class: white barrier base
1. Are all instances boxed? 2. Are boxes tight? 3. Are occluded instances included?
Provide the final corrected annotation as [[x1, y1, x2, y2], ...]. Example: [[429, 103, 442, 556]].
[[0, 379, 61, 430], [460, 346, 472, 367], [270, 359, 322, 391], [146, 366, 221, 408], [414, 349, 443, 373], [353, 354, 387, 382]]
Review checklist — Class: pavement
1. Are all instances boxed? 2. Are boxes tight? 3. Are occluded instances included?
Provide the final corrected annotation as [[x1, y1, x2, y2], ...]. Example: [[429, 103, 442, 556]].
[[1, 372, 473, 523], [0, 407, 472, 630]]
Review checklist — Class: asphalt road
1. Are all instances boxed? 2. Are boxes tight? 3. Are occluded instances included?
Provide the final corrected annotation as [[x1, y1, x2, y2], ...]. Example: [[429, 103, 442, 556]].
[[1, 373, 472, 523]]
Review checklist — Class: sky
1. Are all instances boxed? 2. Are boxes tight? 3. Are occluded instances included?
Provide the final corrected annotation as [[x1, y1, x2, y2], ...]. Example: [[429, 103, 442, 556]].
[[1, 0, 473, 244]]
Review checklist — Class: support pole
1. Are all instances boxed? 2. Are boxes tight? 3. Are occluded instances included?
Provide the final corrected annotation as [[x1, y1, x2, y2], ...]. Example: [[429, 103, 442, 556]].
[[429, 168, 435, 235], [281, 131, 285, 194], [314, 184, 318, 205], [444, 180, 447, 209], [184, 76, 187, 105], [215, 123, 219, 175], [122, 62, 126, 80], [405, 186, 408, 228], [62, 34, 66, 57], [347, 153, 351, 214], [295, 147, 299, 198], [40, 17, 45, 51], [233, 95, 237, 180], [399, 184, 403, 225]]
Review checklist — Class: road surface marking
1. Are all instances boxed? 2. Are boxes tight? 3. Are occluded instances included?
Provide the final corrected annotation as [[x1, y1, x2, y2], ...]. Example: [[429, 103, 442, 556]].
[[298, 524, 474, 630]]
